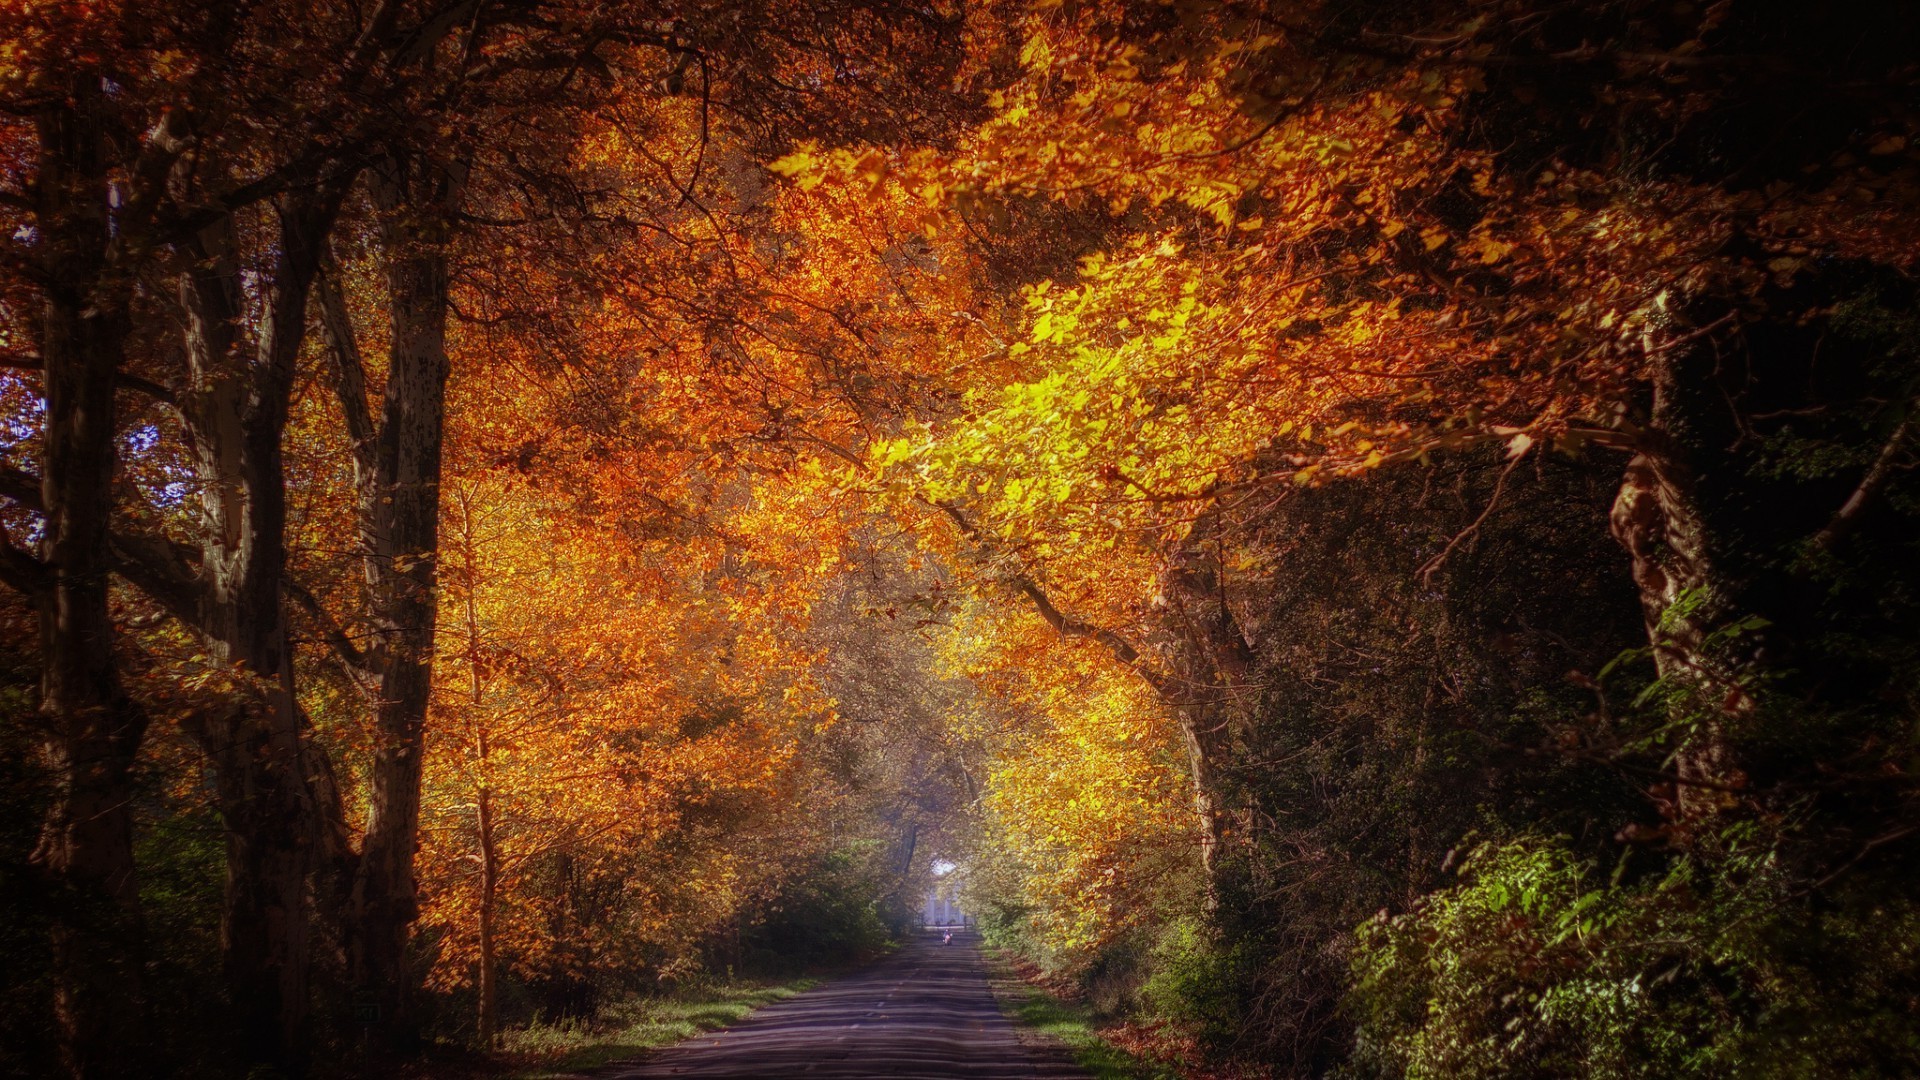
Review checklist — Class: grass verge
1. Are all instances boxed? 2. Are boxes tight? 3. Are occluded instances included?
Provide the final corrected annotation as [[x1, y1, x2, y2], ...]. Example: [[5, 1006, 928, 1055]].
[[499, 977, 817, 1079], [983, 950, 1172, 1080]]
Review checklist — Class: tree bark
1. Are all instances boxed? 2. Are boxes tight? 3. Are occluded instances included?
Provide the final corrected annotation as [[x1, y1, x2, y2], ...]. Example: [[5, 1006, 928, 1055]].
[[454, 490, 501, 1048], [172, 187, 342, 1073], [345, 150, 466, 1052], [1158, 520, 1258, 889], [25, 79, 154, 1080], [476, 778, 500, 1048], [1609, 352, 1750, 821]]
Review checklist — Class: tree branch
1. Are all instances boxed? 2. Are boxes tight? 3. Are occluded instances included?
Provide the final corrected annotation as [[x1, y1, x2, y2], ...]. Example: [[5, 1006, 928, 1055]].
[[932, 498, 1168, 691], [1417, 450, 1524, 582], [2, 465, 203, 622], [1809, 405, 1915, 554], [0, 465, 41, 510], [0, 534, 47, 595], [283, 575, 370, 675], [391, 0, 487, 72], [315, 258, 380, 481], [108, 530, 204, 630], [0, 356, 178, 408]]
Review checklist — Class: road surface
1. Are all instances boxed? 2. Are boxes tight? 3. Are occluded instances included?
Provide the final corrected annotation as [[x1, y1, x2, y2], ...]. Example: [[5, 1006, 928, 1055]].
[[603, 932, 1089, 1079]]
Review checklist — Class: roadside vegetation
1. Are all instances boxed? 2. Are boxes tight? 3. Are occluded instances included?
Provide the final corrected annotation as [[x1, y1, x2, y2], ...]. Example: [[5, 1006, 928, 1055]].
[[499, 977, 818, 1080], [3, 2, 1917, 1079], [984, 947, 1166, 1080]]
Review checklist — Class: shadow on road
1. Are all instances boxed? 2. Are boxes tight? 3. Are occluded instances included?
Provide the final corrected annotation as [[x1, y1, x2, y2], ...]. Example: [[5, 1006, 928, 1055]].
[[602, 932, 1088, 1079]]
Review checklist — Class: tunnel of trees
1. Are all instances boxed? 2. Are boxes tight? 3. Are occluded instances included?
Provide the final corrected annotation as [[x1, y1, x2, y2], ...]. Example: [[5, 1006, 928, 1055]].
[[2, 0, 1917, 1077]]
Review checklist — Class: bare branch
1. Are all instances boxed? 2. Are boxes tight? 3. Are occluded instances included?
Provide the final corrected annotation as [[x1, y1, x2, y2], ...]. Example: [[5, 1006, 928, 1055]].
[[1809, 405, 1915, 554], [1418, 450, 1525, 582]]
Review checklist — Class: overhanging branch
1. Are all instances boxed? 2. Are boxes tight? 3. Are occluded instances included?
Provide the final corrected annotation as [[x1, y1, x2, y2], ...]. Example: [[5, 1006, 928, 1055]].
[[931, 497, 1167, 691]]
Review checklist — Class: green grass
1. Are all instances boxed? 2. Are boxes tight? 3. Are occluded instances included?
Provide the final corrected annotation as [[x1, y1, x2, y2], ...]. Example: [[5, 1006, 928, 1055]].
[[985, 953, 1171, 1080], [501, 978, 816, 1078]]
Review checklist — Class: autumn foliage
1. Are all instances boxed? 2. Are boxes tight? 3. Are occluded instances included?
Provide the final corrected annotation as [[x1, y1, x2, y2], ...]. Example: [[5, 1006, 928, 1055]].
[[3, 1, 1920, 1078]]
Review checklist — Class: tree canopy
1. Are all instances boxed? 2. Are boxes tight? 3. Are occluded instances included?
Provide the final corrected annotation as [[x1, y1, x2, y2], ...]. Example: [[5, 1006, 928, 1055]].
[[2, 1, 1918, 1077]]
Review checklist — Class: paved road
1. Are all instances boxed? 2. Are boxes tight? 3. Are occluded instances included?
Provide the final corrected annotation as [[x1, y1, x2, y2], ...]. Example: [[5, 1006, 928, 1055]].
[[604, 932, 1088, 1079]]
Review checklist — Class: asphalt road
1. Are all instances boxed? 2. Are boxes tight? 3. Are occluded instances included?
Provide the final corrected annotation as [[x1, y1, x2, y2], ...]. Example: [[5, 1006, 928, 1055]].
[[603, 932, 1089, 1079]]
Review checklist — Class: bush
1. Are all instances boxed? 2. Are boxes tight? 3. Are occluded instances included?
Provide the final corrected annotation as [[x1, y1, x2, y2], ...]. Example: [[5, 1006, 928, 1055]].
[[1347, 832, 1920, 1080], [1140, 919, 1249, 1042]]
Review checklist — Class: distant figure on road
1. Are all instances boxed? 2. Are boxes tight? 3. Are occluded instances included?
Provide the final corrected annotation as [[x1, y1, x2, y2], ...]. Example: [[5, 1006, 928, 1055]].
[[942, 930, 953, 945]]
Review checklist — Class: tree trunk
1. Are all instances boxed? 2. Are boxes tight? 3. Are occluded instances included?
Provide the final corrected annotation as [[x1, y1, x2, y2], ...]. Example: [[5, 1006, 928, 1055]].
[[349, 150, 465, 1052], [188, 703, 317, 1069], [28, 82, 153, 1080], [1609, 352, 1750, 822], [1005, 540, 1237, 890], [1159, 520, 1257, 889], [477, 783, 500, 1049], [455, 491, 502, 1048], [173, 188, 341, 1073]]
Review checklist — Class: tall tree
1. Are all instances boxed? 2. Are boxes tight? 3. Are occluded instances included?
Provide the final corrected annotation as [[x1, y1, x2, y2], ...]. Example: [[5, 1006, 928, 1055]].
[[0, 4, 279, 1066], [168, 185, 345, 1070], [316, 146, 466, 1047], [12, 71, 152, 1079]]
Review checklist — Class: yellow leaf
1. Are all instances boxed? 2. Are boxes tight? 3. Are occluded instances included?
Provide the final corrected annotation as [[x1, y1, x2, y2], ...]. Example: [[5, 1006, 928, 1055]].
[[767, 147, 817, 178]]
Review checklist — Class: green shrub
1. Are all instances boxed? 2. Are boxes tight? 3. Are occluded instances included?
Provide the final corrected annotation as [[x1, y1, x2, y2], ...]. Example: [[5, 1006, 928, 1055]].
[[1347, 832, 1920, 1080], [1140, 918, 1249, 1042]]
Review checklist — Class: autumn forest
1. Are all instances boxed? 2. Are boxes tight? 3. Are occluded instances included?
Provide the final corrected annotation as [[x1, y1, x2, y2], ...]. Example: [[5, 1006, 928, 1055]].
[[3, 1, 1919, 1077]]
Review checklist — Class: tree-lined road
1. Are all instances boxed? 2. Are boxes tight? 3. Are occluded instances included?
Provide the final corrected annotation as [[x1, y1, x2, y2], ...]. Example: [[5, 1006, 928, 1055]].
[[606, 934, 1088, 1079]]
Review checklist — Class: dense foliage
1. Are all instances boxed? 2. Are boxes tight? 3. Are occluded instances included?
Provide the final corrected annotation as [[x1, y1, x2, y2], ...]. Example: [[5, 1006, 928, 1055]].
[[2, 1, 1917, 1078]]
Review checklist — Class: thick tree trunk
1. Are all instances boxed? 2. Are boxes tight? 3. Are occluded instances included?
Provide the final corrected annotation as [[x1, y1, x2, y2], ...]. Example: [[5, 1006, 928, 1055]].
[[1159, 523, 1256, 891], [348, 151, 465, 1051], [35, 325, 152, 1078], [186, 702, 316, 1067], [1609, 352, 1750, 822], [173, 189, 340, 1073], [29, 84, 153, 1080]]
